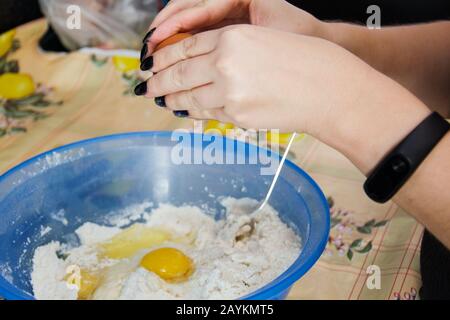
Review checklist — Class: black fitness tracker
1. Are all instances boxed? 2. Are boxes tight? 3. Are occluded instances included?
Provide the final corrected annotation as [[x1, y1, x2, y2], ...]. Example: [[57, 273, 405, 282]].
[[364, 112, 450, 203]]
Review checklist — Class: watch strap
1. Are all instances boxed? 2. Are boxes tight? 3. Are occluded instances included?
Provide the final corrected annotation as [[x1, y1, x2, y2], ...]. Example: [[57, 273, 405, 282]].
[[364, 112, 449, 203]]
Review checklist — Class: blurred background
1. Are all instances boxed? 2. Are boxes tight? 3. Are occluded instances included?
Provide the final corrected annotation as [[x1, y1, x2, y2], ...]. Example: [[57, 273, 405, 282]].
[[0, 0, 449, 51]]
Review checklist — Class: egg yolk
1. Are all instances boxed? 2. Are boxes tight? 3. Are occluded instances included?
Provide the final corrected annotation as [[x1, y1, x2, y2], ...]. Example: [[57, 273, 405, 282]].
[[155, 33, 192, 51], [140, 247, 194, 282]]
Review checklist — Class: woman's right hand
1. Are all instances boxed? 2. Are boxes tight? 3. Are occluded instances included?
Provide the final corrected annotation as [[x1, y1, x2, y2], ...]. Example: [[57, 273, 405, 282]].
[[145, 0, 323, 54]]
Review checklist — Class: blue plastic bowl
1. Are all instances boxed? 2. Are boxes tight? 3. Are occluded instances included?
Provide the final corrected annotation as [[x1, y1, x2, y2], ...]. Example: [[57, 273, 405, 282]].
[[0, 132, 329, 300]]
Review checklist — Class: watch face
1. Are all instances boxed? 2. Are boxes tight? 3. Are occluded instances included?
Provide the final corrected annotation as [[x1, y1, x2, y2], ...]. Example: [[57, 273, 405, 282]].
[[364, 155, 411, 203]]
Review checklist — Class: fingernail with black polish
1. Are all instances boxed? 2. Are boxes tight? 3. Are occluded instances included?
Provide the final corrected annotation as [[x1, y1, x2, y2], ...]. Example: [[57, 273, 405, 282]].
[[140, 44, 148, 62], [173, 110, 189, 118], [140, 56, 153, 71], [154, 96, 166, 108], [134, 81, 147, 96], [143, 28, 156, 43]]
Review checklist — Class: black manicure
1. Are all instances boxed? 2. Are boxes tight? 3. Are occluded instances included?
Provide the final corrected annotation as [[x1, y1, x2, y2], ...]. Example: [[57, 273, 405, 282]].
[[173, 110, 189, 118], [154, 96, 166, 108], [134, 81, 147, 96], [140, 44, 148, 62], [140, 56, 153, 71], [142, 28, 156, 43]]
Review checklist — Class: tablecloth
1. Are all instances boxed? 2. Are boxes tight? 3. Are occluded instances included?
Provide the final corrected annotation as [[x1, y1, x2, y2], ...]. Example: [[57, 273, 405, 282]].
[[0, 19, 422, 300]]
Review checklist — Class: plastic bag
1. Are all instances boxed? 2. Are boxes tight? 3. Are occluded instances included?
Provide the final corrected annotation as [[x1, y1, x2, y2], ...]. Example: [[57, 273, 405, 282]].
[[39, 0, 161, 51]]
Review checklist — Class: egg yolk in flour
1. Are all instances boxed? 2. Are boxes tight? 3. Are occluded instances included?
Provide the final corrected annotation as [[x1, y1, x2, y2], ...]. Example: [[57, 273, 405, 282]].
[[65, 224, 195, 299], [140, 247, 194, 282]]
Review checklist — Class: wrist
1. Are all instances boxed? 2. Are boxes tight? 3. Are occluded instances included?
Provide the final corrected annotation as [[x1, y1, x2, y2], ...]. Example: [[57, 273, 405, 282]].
[[317, 22, 367, 56], [314, 20, 348, 44], [276, 2, 329, 38], [321, 71, 431, 175]]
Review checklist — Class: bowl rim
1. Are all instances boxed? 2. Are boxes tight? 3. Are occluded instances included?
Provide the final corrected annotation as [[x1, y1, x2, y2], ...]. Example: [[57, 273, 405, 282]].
[[0, 131, 330, 300]]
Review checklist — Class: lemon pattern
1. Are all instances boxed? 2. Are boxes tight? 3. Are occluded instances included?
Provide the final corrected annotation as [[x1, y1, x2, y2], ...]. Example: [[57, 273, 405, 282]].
[[91, 54, 145, 95], [0, 29, 17, 58], [116, 56, 146, 96], [0, 73, 35, 100], [112, 56, 140, 73], [0, 29, 62, 138]]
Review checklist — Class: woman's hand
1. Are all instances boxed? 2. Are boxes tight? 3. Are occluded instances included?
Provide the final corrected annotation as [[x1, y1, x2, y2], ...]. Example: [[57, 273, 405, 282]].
[[142, 25, 363, 133], [137, 25, 431, 174], [145, 0, 322, 54], [137, 25, 450, 248]]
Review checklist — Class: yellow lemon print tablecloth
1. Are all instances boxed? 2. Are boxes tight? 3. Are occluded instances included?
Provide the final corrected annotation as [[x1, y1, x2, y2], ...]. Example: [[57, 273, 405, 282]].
[[0, 19, 422, 300]]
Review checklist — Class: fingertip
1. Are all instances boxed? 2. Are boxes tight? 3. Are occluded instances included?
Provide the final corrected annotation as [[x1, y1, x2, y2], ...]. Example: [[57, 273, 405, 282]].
[[145, 28, 178, 59], [173, 110, 190, 118], [134, 81, 147, 96], [142, 28, 156, 43], [140, 56, 154, 71], [155, 96, 166, 108], [140, 43, 148, 62], [150, 17, 185, 45], [146, 42, 158, 56]]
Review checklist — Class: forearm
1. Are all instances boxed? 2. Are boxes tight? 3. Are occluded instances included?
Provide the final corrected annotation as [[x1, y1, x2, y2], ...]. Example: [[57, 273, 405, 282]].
[[322, 68, 450, 248], [395, 132, 450, 248], [317, 21, 450, 117]]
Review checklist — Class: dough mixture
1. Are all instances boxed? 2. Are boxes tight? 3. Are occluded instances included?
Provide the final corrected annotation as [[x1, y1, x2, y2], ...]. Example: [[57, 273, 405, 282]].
[[31, 198, 301, 300]]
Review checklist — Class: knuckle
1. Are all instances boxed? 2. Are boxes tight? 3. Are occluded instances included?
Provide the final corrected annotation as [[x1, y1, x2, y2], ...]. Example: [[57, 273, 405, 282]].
[[187, 89, 201, 110], [221, 25, 250, 42], [152, 52, 163, 71], [166, 90, 200, 111], [164, 94, 176, 110], [186, 110, 202, 120], [214, 54, 234, 76], [220, 28, 238, 45], [147, 78, 158, 96], [181, 35, 197, 58], [170, 62, 186, 88]]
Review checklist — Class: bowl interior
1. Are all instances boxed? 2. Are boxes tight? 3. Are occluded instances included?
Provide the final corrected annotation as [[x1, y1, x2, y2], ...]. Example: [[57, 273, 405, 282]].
[[0, 132, 329, 300]]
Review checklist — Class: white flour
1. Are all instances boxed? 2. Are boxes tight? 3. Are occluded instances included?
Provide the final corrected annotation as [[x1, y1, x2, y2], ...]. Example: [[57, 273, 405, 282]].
[[31, 198, 301, 300]]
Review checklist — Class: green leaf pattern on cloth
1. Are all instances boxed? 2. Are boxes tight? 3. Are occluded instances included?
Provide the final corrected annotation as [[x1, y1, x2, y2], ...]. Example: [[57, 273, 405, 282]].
[[326, 197, 389, 261]]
